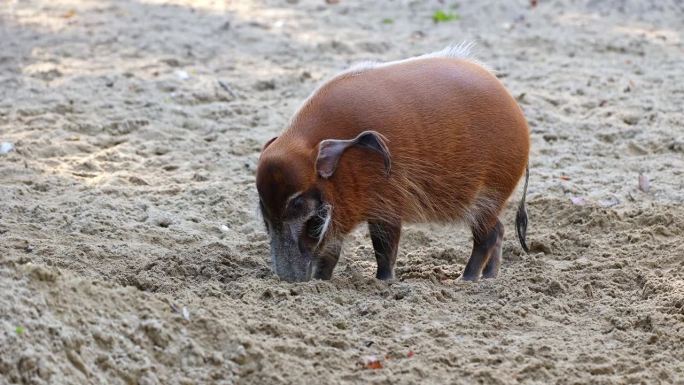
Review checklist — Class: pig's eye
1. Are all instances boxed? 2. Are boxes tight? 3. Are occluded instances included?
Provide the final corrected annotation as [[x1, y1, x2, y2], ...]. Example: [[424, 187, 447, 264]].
[[289, 196, 304, 212]]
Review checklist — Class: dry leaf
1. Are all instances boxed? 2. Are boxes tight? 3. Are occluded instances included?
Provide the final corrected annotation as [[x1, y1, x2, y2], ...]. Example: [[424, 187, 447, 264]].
[[359, 355, 383, 369]]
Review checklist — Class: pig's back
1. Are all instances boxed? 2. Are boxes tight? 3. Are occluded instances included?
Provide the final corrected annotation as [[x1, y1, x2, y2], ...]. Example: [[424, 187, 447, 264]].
[[289, 57, 530, 223]]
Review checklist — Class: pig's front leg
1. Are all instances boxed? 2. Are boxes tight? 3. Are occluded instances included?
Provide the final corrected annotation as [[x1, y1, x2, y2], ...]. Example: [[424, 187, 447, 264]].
[[312, 240, 343, 280], [368, 220, 402, 280]]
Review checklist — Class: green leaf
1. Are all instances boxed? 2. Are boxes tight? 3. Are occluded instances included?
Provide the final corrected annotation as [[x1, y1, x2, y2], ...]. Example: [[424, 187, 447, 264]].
[[382, 18, 394, 24], [15, 326, 25, 335], [432, 10, 460, 23]]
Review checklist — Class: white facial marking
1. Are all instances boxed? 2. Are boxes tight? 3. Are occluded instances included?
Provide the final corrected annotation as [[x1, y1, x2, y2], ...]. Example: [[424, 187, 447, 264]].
[[315, 204, 333, 249], [284, 191, 303, 210]]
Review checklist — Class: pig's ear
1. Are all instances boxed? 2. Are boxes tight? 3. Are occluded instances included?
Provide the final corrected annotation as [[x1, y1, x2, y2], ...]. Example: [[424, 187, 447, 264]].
[[261, 136, 278, 153], [315, 130, 391, 179]]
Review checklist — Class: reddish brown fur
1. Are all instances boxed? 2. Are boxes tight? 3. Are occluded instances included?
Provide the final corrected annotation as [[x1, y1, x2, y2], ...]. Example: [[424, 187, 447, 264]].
[[257, 53, 529, 281], [260, 57, 528, 230]]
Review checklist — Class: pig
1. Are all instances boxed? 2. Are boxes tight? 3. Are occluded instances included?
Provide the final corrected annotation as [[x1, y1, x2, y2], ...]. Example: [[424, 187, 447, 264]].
[[256, 44, 530, 282]]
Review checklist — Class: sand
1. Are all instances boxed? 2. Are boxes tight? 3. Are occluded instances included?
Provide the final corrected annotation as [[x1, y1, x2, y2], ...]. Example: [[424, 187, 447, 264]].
[[1, 0, 683, 384]]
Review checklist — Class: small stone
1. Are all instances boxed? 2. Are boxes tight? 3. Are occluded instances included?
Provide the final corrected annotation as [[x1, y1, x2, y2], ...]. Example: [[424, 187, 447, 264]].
[[141, 319, 170, 348], [393, 286, 411, 300], [254, 80, 276, 91], [231, 345, 248, 364], [622, 113, 640, 125], [128, 176, 149, 186], [138, 371, 160, 385], [29, 265, 57, 282], [638, 174, 650, 192], [529, 241, 551, 254], [161, 58, 181, 67], [0, 142, 14, 154], [570, 196, 586, 206], [192, 173, 209, 182], [209, 352, 224, 365], [174, 69, 190, 80], [66, 350, 90, 376]]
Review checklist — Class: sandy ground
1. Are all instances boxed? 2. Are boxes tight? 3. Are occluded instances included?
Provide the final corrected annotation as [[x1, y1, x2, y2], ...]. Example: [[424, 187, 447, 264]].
[[1, 0, 684, 384]]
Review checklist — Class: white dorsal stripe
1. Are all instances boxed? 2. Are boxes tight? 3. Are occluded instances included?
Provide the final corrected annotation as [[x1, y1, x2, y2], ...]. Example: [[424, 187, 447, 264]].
[[344, 42, 489, 74]]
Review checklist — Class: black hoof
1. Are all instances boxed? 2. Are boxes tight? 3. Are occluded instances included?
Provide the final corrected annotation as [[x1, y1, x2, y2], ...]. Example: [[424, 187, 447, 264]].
[[376, 269, 394, 281], [460, 273, 479, 282], [481, 270, 498, 279]]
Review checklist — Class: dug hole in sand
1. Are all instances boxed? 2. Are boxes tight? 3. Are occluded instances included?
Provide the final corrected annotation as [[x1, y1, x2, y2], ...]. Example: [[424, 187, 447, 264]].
[[1, 1, 683, 384]]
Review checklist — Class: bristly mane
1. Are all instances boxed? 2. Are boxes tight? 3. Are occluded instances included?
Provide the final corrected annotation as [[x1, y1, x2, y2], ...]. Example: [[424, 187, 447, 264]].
[[343, 42, 490, 75]]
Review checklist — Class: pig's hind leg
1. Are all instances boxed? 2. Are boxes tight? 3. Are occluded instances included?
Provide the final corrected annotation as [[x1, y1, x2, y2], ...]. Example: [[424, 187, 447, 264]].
[[462, 219, 503, 281], [368, 220, 402, 280], [481, 222, 504, 279]]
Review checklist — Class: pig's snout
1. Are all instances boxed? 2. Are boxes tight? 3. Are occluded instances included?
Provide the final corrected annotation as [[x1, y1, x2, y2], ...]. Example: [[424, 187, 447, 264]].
[[269, 226, 313, 282]]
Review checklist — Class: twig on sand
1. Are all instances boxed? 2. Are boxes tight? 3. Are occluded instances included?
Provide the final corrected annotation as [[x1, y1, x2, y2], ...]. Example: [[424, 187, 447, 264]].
[[218, 80, 238, 98]]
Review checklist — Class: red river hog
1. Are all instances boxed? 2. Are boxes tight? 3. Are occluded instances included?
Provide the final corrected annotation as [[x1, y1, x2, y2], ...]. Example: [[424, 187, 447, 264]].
[[256, 44, 530, 282]]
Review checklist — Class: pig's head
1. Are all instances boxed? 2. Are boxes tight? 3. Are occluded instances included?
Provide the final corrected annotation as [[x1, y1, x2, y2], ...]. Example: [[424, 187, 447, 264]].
[[256, 131, 391, 282]]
